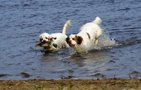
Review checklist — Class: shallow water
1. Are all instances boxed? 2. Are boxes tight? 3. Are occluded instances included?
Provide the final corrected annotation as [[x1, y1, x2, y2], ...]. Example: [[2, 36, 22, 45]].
[[0, 0, 141, 80]]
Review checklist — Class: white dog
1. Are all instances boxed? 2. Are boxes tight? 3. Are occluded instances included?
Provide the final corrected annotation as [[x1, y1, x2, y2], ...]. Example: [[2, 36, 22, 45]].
[[66, 17, 103, 53], [39, 19, 71, 50]]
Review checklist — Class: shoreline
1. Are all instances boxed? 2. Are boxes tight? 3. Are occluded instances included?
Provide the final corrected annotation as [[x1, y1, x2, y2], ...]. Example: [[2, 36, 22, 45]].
[[0, 78, 140, 90]]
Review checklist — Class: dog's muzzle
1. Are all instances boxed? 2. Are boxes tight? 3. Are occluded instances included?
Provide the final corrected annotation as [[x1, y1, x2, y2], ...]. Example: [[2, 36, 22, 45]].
[[67, 40, 75, 47]]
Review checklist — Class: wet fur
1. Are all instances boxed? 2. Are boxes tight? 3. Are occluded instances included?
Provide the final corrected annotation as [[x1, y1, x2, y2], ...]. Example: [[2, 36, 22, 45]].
[[39, 20, 71, 50]]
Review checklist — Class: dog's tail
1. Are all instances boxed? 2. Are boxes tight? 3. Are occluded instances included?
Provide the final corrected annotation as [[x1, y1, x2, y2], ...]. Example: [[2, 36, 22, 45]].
[[62, 19, 71, 34], [93, 17, 102, 25]]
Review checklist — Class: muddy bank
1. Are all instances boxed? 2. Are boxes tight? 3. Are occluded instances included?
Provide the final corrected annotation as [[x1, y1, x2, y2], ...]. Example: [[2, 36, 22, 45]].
[[0, 79, 140, 90]]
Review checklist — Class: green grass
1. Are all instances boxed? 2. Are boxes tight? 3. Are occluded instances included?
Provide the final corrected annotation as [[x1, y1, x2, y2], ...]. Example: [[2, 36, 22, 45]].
[[34, 84, 44, 90], [58, 82, 64, 90], [58, 82, 74, 90], [69, 84, 74, 88], [82, 80, 88, 85], [129, 75, 132, 79]]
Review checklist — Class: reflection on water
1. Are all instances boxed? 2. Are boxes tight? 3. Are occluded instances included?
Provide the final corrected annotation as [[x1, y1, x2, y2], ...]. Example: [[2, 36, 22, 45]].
[[69, 50, 110, 71], [38, 47, 112, 79]]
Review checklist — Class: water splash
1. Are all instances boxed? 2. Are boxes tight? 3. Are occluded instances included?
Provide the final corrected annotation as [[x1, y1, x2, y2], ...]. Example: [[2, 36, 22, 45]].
[[95, 33, 117, 50]]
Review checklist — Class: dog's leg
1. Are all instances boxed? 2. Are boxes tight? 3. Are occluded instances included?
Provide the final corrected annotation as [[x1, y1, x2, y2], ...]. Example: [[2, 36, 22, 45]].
[[94, 29, 104, 45], [94, 31, 99, 45], [95, 32, 99, 45], [95, 38, 99, 45]]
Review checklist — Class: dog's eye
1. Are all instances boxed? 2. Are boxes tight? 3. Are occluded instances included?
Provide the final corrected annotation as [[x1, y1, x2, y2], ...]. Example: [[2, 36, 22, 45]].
[[45, 37, 48, 39], [72, 38, 75, 40], [54, 37, 57, 40]]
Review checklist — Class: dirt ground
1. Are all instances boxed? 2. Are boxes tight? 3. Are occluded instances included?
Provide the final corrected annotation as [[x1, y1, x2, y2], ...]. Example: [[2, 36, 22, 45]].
[[0, 78, 140, 90]]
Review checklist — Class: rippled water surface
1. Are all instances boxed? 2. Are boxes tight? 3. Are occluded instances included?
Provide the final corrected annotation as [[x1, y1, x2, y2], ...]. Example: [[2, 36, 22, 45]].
[[0, 0, 141, 80]]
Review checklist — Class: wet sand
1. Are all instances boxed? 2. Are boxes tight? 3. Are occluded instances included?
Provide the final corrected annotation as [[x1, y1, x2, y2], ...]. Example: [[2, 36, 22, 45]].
[[0, 79, 140, 90]]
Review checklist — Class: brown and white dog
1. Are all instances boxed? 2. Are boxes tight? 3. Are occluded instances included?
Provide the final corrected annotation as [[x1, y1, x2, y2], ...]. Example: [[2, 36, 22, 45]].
[[39, 20, 71, 50], [66, 17, 103, 53]]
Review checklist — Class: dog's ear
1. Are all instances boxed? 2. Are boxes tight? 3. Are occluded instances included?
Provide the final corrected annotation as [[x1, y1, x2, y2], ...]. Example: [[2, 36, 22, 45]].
[[40, 38, 43, 42], [66, 36, 70, 44], [77, 36, 83, 44]]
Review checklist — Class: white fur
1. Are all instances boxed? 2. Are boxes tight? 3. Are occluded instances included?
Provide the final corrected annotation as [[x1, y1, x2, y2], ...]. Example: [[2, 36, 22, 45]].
[[68, 17, 103, 53], [39, 20, 71, 50]]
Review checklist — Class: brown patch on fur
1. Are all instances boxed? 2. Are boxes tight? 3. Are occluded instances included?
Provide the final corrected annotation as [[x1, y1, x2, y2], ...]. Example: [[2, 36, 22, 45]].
[[40, 37, 56, 43], [47, 37, 56, 41], [77, 36, 83, 44], [53, 37, 57, 40], [86, 32, 91, 39], [40, 38, 43, 42], [72, 36, 78, 43], [66, 37, 70, 44], [73, 35, 83, 45], [48, 38, 52, 41]]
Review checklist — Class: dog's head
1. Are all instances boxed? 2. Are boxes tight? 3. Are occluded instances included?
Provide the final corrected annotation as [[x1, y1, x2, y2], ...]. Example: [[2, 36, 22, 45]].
[[39, 33, 57, 50], [66, 34, 83, 47], [39, 33, 56, 43]]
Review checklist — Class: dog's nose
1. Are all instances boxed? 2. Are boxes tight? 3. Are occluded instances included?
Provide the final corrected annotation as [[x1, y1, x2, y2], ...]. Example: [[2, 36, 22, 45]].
[[69, 40, 71, 43], [43, 40, 47, 42]]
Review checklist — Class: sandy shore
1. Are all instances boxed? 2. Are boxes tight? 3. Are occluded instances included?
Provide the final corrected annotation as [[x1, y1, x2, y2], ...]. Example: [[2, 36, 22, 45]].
[[0, 78, 140, 90]]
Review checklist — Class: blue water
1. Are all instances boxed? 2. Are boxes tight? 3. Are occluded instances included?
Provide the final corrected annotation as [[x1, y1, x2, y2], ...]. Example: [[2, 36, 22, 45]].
[[0, 0, 141, 80]]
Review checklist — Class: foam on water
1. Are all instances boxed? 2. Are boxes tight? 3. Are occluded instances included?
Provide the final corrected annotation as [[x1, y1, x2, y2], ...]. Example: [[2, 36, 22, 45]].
[[96, 33, 117, 50]]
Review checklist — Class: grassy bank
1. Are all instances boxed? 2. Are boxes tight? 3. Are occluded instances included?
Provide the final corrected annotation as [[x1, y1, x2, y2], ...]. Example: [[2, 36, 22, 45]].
[[0, 78, 140, 90]]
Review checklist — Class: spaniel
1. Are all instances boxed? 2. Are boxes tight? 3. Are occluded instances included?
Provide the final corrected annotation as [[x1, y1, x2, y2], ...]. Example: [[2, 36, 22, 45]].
[[66, 17, 103, 53], [38, 19, 71, 50]]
